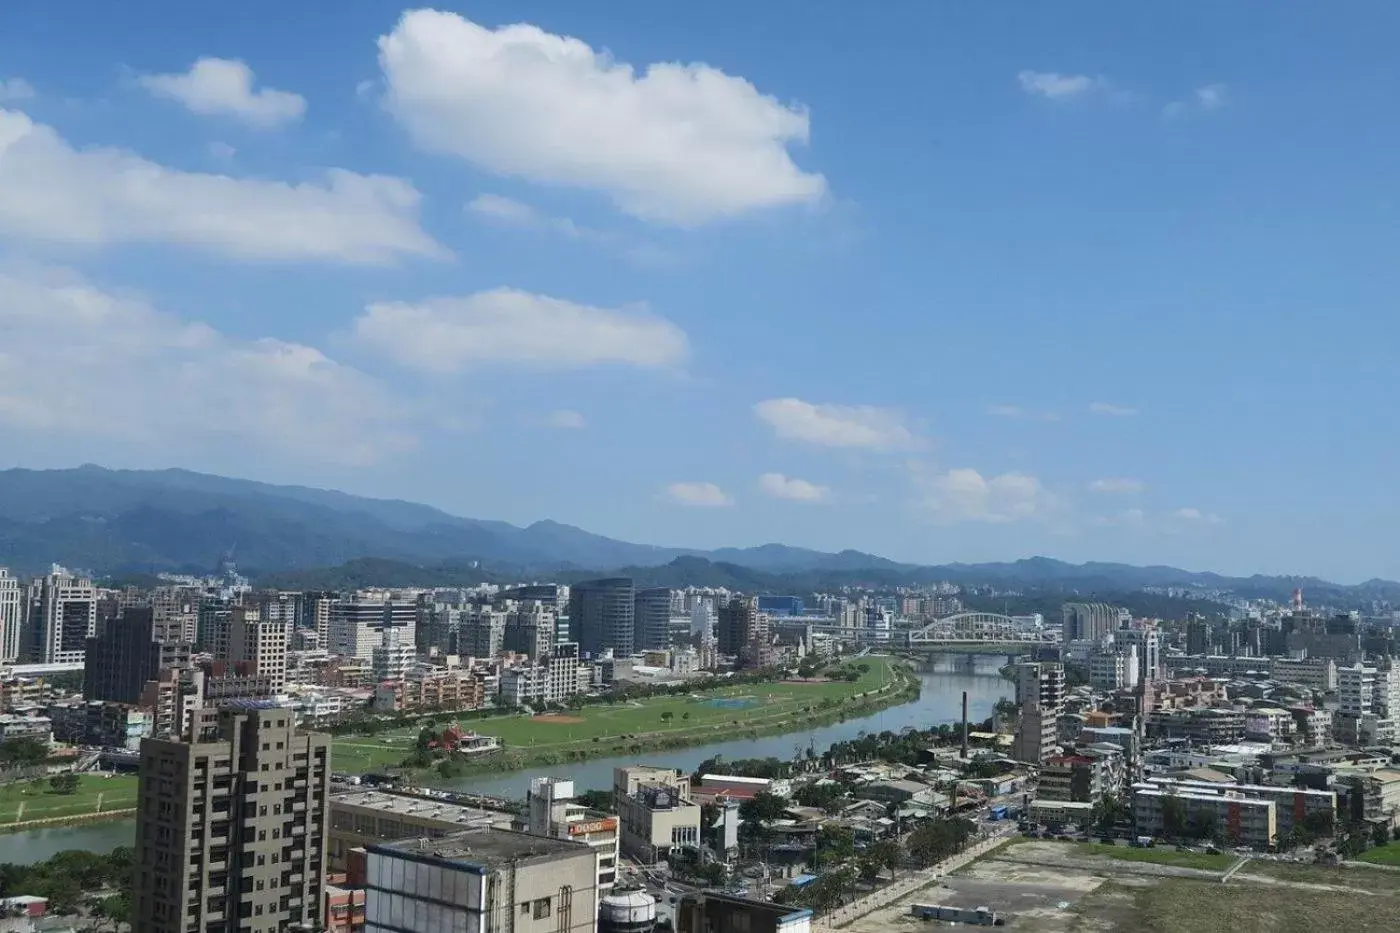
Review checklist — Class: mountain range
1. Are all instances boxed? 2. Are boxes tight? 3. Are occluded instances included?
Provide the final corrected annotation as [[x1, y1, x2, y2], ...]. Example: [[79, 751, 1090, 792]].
[[0, 465, 1395, 606]]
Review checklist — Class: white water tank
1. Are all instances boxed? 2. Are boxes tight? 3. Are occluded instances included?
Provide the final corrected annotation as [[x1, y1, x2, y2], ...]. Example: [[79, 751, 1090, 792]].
[[599, 888, 657, 933]]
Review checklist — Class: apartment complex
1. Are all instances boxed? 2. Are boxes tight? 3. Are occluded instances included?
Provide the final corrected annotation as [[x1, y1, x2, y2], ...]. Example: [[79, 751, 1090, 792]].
[[0, 568, 22, 663], [499, 643, 582, 707], [228, 608, 289, 694], [133, 707, 331, 933], [330, 596, 416, 660], [1061, 602, 1122, 644], [327, 790, 501, 869], [27, 567, 97, 664], [633, 586, 673, 652], [1013, 662, 1065, 764], [569, 578, 635, 660], [364, 829, 598, 933], [717, 597, 772, 670]]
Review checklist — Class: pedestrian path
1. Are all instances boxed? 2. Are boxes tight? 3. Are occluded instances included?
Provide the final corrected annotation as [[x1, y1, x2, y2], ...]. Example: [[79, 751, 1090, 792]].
[[816, 828, 1015, 930]]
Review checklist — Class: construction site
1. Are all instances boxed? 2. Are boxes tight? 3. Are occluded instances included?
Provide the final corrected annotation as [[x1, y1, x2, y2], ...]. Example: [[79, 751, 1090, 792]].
[[839, 839, 1400, 933]]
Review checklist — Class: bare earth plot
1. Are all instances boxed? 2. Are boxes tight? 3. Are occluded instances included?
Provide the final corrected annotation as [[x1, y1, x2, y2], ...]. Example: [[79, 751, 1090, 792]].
[[843, 840, 1400, 933]]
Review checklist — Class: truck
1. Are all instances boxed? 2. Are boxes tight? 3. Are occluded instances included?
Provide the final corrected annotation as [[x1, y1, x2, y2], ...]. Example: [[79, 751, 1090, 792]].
[[989, 805, 1009, 821]]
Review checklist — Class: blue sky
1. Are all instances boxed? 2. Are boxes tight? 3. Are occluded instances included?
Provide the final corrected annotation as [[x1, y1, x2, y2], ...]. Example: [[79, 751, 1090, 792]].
[[1, 2, 1396, 581]]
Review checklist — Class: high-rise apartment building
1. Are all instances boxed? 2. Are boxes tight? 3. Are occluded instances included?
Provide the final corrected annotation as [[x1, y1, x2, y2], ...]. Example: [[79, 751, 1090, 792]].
[[229, 607, 289, 694], [1115, 628, 1161, 682], [1185, 615, 1211, 656], [134, 707, 331, 933], [86, 607, 190, 705], [27, 566, 97, 664], [503, 601, 556, 660], [633, 587, 673, 652], [1061, 603, 1120, 645], [330, 596, 416, 660], [1013, 662, 1065, 764], [305, 592, 336, 647], [459, 606, 507, 658], [717, 597, 771, 669], [371, 629, 416, 682], [0, 568, 22, 663], [569, 578, 635, 660]]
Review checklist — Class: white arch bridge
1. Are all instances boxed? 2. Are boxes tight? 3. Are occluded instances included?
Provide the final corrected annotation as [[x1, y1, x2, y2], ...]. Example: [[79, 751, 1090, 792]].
[[904, 612, 1056, 649]]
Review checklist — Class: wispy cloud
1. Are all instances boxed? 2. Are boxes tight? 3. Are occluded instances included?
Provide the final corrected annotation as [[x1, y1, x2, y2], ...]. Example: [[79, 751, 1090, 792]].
[[758, 472, 831, 503], [988, 404, 1059, 422], [467, 193, 675, 266], [1173, 507, 1223, 525], [547, 409, 586, 429], [1164, 83, 1228, 118], [1017, 70, 1112, 101], [662, 482, 733, 508], [1089, 477, 1146, 494], [911, 465, 1063, 525], [0, 78, 35, 102], [754, 398, 918, 451], [1089, 402, 1138, 417]]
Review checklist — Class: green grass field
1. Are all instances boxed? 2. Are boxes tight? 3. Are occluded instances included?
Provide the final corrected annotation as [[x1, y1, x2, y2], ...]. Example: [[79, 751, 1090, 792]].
[[0, 774, 139, 824], [331, 656, 900, 774], [1357, 842, 1400, 866]]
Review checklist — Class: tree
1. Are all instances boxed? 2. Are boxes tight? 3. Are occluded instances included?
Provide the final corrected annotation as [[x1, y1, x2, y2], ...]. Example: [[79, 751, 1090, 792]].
[[682, 711, 691, 720], [661, 711, 674, 723], [794, 782, 848, 814], [738, 791, 789, 827], [577, 789, 615, 813], [815, 824, 855, 868], [1092, 794, 1127, 834], [857, 857, 882, 885], [1161, 792, 1188, 839], [868, 839, 904, 880], [49, 773, 80, 795]]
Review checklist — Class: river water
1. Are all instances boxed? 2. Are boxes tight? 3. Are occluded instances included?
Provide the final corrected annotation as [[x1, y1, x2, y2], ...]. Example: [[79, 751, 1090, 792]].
[[0, 655, 1009, 864]]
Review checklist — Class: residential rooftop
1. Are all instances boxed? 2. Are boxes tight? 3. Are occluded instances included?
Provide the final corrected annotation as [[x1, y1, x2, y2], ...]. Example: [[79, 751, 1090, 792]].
[[372, 827, 592, 868]]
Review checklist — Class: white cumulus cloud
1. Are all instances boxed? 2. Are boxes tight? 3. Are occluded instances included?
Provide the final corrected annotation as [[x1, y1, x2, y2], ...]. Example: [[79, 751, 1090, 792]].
[[139, 57, 306, 128], [378, 9, 826, 225], [548, 409, 587, 429], [753, 398, 915, 450], [1089, 402, 1139, 417], [758, 472, 830, 503], [1017, 71, 1107, 101], [663, 482, 733, 508], [1089, 477, 1146, 494], [0, 264, 412, 464], [914, 467, 1060, 524], [353, 288, 688, 373], [0, 108, 443, 264]]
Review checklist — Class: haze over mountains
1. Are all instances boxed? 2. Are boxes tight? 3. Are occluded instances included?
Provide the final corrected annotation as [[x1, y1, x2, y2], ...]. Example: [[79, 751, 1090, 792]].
[[0, 466, 1395, 605]]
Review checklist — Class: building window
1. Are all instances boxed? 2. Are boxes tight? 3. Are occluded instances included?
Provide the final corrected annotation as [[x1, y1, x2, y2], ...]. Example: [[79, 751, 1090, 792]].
[[533, 898, 552, 919]]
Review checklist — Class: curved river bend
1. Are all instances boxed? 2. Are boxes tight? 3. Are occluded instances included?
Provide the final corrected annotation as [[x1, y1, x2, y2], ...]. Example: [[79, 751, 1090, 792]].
[[0, 656, 1009, 864]]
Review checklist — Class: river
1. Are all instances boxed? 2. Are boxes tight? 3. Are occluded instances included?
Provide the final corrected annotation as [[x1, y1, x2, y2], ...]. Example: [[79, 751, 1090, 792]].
[[0, 655, 1009, 864]]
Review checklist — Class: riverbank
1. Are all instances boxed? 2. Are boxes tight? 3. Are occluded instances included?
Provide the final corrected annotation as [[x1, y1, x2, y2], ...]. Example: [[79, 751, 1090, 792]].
[[0, 774, 138, 836], [333, 656, 918, 780]]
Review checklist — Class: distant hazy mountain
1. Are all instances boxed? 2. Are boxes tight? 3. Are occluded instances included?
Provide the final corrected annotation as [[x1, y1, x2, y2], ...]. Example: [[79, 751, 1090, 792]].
[[1, 466, 1395, 606], [0, 466, 895, 578]]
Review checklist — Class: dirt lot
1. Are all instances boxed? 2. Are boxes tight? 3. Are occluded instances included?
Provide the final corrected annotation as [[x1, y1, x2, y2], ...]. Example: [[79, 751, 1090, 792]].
[[843, 841, 1400, 932]]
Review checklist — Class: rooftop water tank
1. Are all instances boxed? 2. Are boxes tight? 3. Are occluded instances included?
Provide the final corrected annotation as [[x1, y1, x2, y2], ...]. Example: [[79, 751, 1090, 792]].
[[599, 888, 657, 933]]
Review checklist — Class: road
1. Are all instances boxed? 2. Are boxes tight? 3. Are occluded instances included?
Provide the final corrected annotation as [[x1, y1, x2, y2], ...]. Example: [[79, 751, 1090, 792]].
[[815, 825, 1017, 930]]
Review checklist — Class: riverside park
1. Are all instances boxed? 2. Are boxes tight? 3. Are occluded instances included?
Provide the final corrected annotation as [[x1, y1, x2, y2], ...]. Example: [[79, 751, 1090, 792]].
[[330, 655, 908, 775]]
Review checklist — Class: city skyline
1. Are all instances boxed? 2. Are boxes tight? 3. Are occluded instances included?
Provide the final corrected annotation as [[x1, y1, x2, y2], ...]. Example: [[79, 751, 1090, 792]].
[[3, 2, 1399, 581]]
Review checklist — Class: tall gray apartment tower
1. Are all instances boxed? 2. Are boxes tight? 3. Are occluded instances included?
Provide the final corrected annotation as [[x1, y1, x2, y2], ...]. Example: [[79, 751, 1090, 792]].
[[134, 707, 331, 933], [569, 577, 635, 659]]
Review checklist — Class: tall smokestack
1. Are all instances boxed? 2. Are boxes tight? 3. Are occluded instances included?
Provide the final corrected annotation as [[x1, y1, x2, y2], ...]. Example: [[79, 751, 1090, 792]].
[[961, 690, 969, 758]]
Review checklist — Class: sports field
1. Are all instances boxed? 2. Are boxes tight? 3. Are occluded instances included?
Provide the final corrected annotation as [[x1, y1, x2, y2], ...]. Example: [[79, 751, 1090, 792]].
[[332, 656, 902, 774], [0, 774, 139, 825]]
